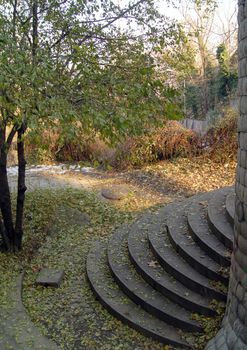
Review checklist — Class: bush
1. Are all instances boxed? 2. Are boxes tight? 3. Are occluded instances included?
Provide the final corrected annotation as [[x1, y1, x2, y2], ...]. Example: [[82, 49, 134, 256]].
[[24, 109, 237, 169], [24, 121, 201, 169], [114, 121, 201, 168], [204, 107, 237, 163]]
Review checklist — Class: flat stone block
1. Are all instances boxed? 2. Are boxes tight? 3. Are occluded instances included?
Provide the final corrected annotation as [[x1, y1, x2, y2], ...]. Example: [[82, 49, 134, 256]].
[[36, 268, 64, 287], [101, 185, 130, 200]]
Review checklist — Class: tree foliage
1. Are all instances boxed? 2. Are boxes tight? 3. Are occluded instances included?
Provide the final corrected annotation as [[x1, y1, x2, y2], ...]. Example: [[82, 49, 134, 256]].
[[216, 43, 237, 100], [185, 42, 237, 119], [0, 0, 187, 251]]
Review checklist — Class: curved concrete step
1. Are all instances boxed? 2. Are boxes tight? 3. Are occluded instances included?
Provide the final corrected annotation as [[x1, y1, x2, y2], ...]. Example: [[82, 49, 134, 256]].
[[225, 192, 235, 225], [142, 204, 227, 301], [165, 198, 229, 285], [108, 225, 203, 333], [207, 190, 234, 250], [149, 228, 226, 302], [87, 240, 192, 349], [187, 198, 231, 268], [128, 213, 217, 316]]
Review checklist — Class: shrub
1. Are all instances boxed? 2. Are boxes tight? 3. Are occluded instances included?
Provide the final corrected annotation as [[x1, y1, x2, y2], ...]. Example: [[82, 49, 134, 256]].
[[204, 107, 237, 163], [114, 121, 201, 168], [23, 108, 237, 169]]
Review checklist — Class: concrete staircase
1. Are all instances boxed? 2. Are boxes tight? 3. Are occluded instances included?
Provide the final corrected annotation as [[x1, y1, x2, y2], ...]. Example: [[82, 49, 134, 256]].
[[87, 186, 235, 348]]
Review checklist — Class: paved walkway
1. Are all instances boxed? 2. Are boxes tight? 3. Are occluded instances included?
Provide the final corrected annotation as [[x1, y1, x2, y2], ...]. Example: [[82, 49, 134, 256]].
[[0, 273, 60, 350], [1, 166, 97, 350]]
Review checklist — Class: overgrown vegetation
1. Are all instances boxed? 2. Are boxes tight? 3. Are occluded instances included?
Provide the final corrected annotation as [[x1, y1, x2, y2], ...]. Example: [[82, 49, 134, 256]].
[[203, 107, 238, 163], [181, 0, 238, 120], [0, 0, 239, 251], [0, 0, 241, 348], [23, 106, 237, 169]]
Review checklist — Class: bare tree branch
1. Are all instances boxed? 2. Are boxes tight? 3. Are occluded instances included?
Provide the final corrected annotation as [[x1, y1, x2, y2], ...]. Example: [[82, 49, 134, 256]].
[[51, 0, 146, 48]]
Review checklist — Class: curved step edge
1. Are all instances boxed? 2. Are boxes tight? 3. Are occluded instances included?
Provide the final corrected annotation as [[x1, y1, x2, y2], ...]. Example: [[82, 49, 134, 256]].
[[207, 191, 234, 250], [127, 213, 217, 317], [165, 200, 229, 285], [187, 200, 231, 268], [87, 240, 192, 349], [108, 225, 203, 333], [149, 227, 226, 302], [225, 193, 235, 226]]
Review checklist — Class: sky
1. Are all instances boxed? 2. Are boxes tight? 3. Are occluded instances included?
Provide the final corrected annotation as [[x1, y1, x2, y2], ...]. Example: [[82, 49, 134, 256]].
[[157, 0, 237, 51], [158, 0, 237, 20], [115, 0, 238, 54]]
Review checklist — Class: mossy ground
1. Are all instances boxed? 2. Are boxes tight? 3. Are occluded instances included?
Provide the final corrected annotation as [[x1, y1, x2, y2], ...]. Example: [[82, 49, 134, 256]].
[[0, 189, 167, 350], [0, 158, 236, 350]]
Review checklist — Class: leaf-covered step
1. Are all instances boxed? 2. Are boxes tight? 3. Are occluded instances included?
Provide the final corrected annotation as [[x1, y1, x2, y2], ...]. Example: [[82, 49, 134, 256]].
[[187, 193, 231, 267], [207, 189, 234, 250], [128, 212, 217, 316], [225, 192, 235, 225], [148, 212, 226, 302], [165, 198, 229, 285], [87, 241, 192, 349], [107, 225, 203, 333]]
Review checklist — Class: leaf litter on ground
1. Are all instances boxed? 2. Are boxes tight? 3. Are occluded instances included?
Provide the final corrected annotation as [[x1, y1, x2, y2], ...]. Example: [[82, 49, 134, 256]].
[[0, 156, 236, 350]]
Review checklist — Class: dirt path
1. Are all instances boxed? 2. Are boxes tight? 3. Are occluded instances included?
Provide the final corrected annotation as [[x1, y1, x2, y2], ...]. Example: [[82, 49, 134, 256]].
[[8, 164, 182, 211], [8, 158, 236, 211]]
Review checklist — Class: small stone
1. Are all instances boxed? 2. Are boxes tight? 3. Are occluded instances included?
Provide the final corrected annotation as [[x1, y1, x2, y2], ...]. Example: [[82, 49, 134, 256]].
[[101, 185, 131, 200], [36, 268, 64, 288]]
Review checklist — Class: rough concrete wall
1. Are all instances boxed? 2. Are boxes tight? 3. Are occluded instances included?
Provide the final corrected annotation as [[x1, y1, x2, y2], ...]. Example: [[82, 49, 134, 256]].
[[205, 0, 247, 349]]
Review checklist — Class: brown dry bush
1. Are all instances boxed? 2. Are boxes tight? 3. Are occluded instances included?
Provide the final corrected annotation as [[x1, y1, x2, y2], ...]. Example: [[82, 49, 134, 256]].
[[56, 135, 116, 166], [155, 121, 202, 159], [203, 108, 238, 163], [24, 121, 202, 168], [114, 121, 201, 169], [23, 109, 238, 169], [25, 130, 60, 163], [24, 129, 113, 165]]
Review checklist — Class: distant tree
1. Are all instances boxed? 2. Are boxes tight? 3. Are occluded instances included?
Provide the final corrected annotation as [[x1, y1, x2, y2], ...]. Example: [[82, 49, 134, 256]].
[[179, 0, 218, 116], [177, 0, 238, 119], [216, 43, 237, 100]]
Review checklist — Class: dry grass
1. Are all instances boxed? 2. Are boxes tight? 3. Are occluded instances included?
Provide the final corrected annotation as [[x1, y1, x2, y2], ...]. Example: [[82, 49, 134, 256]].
[[204, 108, 237, 163]]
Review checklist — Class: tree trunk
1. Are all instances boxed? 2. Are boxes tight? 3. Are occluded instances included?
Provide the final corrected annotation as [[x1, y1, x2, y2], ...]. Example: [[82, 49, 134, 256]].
[[0, 142, 15, 251], [0, 122, 26, 252], [0, 216, 10, 251], [205, 0, 247, 348], [15, 126, 27, 250]]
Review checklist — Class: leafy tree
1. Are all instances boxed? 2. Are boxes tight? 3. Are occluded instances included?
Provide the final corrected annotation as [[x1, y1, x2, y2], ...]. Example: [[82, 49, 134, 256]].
[[216, 43, 237, 100], [178, 0, 238, 119], [178, 0, 218, 117], [0, 0, 183, 251]]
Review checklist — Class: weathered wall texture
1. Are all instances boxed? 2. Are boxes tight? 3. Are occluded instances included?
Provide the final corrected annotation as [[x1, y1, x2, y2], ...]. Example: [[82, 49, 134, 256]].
[[205, 0, 247, 349]]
